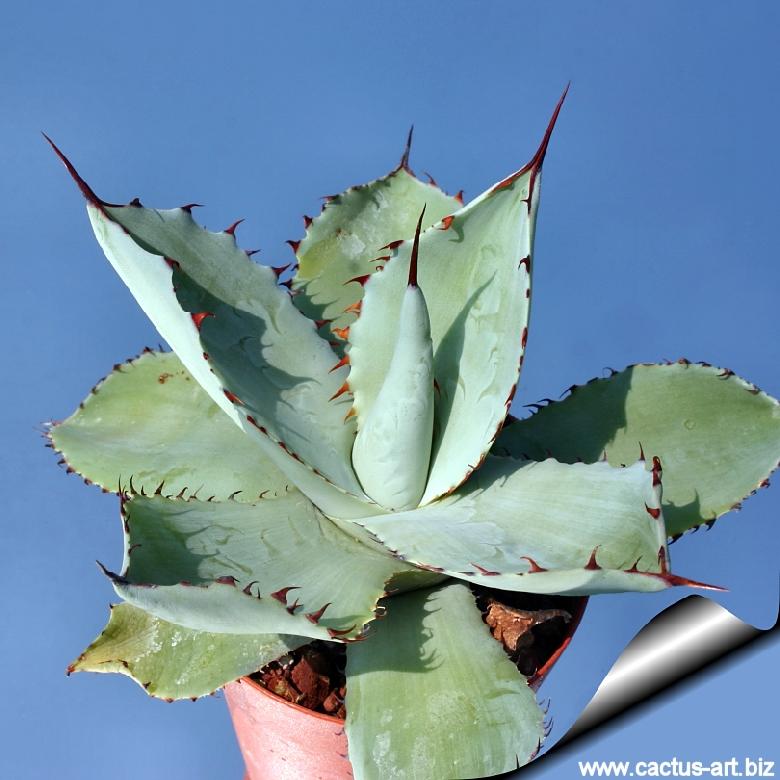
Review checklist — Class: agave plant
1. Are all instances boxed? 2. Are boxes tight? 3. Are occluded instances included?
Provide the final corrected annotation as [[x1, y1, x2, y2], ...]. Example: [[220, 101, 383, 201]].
[[47, 91, 780, 780]]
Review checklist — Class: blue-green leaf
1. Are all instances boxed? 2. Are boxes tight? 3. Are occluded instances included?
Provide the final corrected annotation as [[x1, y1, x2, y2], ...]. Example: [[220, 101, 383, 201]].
[[345, 582, 544, 779], [109, 493, 417, 640], [354, 457, 717, 595], [494, 362, 780, 537], [69, 603, 304, 700]]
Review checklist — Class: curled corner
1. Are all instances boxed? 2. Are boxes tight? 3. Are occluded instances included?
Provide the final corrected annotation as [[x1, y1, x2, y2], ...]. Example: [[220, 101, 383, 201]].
[[527, 588, 779, 773]]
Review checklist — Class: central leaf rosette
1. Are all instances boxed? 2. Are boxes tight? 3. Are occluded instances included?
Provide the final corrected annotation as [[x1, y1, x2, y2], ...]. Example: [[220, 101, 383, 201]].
[[48, 90, 707, 611]]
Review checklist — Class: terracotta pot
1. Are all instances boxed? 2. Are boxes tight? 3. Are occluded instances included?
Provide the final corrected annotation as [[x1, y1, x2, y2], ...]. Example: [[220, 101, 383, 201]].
[[224, 676, 352, 780], [225, 596, 588, 779]]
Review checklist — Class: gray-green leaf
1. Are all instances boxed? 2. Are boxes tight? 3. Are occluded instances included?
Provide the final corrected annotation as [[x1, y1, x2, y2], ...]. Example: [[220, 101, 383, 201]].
[[111, 493, 416, 640], [494, 362, 780, 537], [352, 457, 713, 595], [347, 109, 560, 506], [49, 350, 292, 502], [85, 199, 372, 516], [69, 603, 304, 700], [345, 582, 544, 779], [292, 166, 461, 345]]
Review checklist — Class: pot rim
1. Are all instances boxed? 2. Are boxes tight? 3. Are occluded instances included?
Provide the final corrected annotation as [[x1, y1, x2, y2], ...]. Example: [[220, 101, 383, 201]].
[[236, 674, 346, 724]]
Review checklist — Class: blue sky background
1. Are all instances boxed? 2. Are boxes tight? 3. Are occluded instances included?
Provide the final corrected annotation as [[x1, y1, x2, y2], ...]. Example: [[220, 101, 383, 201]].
[[2, 1, 778, 777]]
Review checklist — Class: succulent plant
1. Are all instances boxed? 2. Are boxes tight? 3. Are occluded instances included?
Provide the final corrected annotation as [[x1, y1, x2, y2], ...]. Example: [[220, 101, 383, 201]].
[[47, 90, 780, 780]]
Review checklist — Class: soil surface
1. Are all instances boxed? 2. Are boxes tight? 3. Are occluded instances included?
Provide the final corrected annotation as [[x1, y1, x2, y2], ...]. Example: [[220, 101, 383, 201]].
[[250, 587, 581, 718]]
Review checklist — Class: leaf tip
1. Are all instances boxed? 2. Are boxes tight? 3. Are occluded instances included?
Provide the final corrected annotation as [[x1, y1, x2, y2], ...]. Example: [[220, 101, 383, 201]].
[[398, 124, 414, 171], [408, 206, 426, 287], [43, 133, 108, 208]]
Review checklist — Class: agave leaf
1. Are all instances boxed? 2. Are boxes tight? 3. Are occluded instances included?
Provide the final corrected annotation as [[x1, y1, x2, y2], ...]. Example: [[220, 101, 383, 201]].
[[351, 215, 435, 510], [49, 140, 375, 519], [69, 603, 304, 700], [354, 457, 716, 595], [107, 493, 416, 640], [90, 208, 367, 513], [347, 93, 566, 506], [291, 163, 461, 346], [494, 362, 780, 538], [167, 266, 378, 512], [49, 350, 292, 502], [345, 582, 543, 779]]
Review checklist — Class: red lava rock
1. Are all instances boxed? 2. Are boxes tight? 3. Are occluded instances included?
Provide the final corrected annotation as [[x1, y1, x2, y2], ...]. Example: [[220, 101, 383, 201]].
[[263, 669, 299, 704], [475, 588, 577, 677], [322, 691, 342, 714], [253, 641, 347, 717], [485, 600, 570, 655], [291, 654, 331, 710]]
